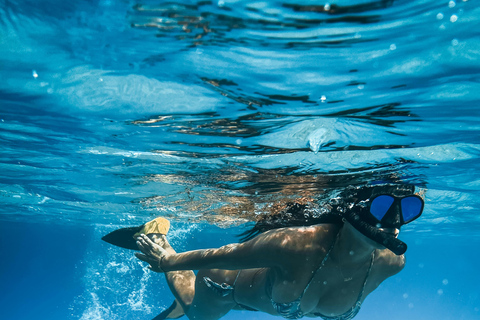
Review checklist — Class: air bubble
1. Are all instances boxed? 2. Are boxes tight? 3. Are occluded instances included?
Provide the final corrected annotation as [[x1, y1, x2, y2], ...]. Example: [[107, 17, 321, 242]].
[[437, 13, 444, 20], [32, 70, 38, 78], [452, 39, 459, 46], [437, 289, 444, 295], [324, 3, 331, 11], [442, 279, 449, 285], [450, 15, 458, 22], [320, 95, 327, 102], [448, 1, 456, 8], [390, 44, 397, 51], [403, 293, 409, 299]]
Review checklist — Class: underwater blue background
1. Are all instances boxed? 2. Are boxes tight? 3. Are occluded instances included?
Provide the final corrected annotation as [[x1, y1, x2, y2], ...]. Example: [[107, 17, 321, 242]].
[[1, 0, 480, 319]]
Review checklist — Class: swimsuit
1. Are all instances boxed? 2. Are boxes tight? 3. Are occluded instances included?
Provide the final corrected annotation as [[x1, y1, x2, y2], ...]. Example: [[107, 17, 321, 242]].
[[204, 233, 375, 320], [203, 271, 258, 311]]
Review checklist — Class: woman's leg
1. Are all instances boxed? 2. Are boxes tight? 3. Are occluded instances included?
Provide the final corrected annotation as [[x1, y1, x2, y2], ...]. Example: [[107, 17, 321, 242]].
[[151, 234, 237, 320], [149, 234, 195, 310]]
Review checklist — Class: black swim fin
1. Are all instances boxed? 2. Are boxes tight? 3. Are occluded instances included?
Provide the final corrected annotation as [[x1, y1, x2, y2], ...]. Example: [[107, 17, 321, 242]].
[[101, 225, 144, 250], [152, 300, 185, 320]]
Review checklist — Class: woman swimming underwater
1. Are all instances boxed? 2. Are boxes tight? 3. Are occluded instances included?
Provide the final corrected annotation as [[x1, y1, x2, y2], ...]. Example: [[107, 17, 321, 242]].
[[131, 184, 424, 320]]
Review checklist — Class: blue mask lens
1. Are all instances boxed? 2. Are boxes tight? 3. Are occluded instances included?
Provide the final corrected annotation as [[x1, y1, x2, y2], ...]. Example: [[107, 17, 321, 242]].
[[401, 196, 423, 222], [370, 195, 395, 221]]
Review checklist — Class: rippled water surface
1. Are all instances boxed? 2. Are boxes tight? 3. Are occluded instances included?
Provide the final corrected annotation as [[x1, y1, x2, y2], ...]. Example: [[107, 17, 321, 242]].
[[1, 0, 479, 319]]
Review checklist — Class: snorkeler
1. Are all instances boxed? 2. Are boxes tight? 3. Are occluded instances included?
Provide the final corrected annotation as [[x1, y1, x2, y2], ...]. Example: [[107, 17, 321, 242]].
[[104, 184, 424, 320]]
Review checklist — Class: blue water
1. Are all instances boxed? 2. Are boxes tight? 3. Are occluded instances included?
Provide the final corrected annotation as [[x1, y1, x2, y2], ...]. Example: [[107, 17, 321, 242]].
[[1, 0, 479, 319]]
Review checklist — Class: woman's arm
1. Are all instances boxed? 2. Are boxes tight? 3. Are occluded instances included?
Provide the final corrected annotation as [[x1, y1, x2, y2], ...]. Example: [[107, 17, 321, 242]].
[[136, 226, 326, 272], [162, 239, 278, 271]]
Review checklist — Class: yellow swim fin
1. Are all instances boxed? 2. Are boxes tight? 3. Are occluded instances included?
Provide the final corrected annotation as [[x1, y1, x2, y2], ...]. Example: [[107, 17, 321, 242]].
[[133, 217, 170, 238], [102, 217, 170, 250]]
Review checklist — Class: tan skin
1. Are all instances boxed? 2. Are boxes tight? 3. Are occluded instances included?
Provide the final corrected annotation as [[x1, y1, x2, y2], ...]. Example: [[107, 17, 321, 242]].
[[135, 221, 404, 320]]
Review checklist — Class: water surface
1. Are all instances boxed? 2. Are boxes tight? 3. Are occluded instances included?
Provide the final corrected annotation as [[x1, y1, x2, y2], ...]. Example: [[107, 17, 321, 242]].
[[1, 0, 479, 319]]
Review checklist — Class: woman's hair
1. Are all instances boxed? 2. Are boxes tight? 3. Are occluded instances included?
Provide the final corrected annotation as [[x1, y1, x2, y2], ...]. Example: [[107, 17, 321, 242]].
[[238, 183, 417, 242]]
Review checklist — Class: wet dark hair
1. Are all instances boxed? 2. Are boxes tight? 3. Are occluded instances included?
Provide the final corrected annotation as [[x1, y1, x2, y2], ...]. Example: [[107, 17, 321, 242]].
[[239, 184, 417, 244]]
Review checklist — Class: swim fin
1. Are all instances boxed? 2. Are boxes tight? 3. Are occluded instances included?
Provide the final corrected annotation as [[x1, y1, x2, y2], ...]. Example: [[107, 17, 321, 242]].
[[152, 300, 185, 320], [101, 217, 170, 250]]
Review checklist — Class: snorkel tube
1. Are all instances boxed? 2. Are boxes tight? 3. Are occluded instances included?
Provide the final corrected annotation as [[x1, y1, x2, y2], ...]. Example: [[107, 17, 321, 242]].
[[342, 210, 408, 256]]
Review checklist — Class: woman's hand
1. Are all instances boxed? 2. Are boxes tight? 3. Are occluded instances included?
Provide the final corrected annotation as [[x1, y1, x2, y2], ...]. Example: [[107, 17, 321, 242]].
[[135, 234, 170, 272]]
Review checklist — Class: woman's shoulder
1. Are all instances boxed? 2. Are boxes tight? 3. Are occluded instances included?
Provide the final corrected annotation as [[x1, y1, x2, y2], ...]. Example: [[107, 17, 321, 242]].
[[260, 224, 340, 253], [363, 250, 405, 298], [261, 222, 337, 233], [374, 248, 406, 276], [265, 223, 340, 239]]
